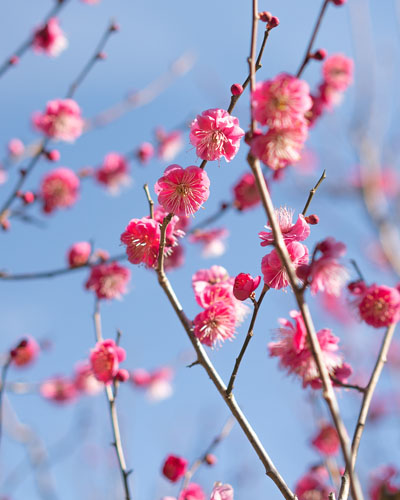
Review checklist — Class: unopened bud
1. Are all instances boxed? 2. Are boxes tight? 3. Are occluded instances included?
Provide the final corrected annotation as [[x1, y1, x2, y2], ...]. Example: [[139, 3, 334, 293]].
[[259, 11, 272, 23], [205, 454, 217, 466], [305, 214, 319, 225], [312, 49, 327, 61], [230, 83, 243, 96], [267, 16, 280, 29], [97, 52, 107, 60], [9, 55, 19, 66], [22, 191, 35, 204], [331, 0, 346, 5], [116, 369, 129, 382], [45, 149, 60, 162]]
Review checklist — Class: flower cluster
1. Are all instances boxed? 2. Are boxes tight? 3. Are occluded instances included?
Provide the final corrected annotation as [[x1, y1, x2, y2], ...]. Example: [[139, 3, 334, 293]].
[[192, 266, 249, 347], [90, 339, 127, 385], [251, 73, 312, 171], [95, 152, 130, 193], [33, 99, 84, 142], [32, 17, 68, 57]]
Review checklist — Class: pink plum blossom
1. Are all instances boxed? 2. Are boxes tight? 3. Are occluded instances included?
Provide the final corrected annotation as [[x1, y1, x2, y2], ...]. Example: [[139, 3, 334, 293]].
[[190, 108, 244, 162], [189, 228, 228, 258], [40, 167, 80, 214], [137, 142, 154, 164], [251, 73, 312, 128], [155, 164, 210, 217], [85, 262, 130, 300], [192, 265, 231, 296], [233, 273, 261, 301], [193, 301, 236, 347], [269, 310, 345, 388], [311, 423, 340, 456], [261, 241, 309, 289], [67, 241, 91, 267], [210, 483, 234, 500], [259, 207, 310, 247], [369, 466, 400, 500], [120, 217, 161, 268], [357, 285, 400, 328], [32, 18, 68, 57], [162, 455, 188, 482], [41, 376, 77, 404], [232, 172, 262, 211], [251, 124, 308, 170], [7, 138, 24, 158], [322, 54, 354, 91], [74, 361, 102, 395], [33, 99, 84, 142], [90, 339, 126, 384], [178, 483, 205, 500], [156, 128, 184, 162], [10, 337, 39, 367], [295, 466, 331, 500], [95, 153, 130, 193]]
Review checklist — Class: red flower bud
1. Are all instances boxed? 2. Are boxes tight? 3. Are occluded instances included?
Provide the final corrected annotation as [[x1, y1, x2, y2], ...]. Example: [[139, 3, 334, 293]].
[[233, 273, 261, 301], [230, 83, 243, 96], [116, 368, 129, 382], [162, 455, 188, 482], [305, 214, 319, 225], [259, 11, 272, 22]]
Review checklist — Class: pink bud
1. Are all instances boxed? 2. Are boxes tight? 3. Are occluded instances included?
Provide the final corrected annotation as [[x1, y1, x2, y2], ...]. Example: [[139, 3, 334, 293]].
[[296, 264, 310, 282], [347, 280, 367, 296], [268, 16, 280, 29], [312, 49, 327, 61], [97, 51, 107, 60], [230, 83, 243, 96], [8, 138, 24, 157], [9, 55, 19, 66], [205, 453, 217, 466], [10, 337, 39, 367], [305, 214, 319, 225], [332, 0, 346, 5], [46, 149, 60, 162], [233, 273, 261, 301], [136, 142, 154, 164], [259, 11, 272, 22], [162, 455, 188, 482], [116, 368, 129, 382], [110, 22, 120, 32], [22, 191, 35, 204], [1, 219, 10, 231]]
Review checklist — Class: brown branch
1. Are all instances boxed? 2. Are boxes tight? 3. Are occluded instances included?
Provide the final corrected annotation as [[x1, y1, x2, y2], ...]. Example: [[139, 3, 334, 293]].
[[92, 300, 132, 500], [302, 169, 327, 216], [66, 20, 118, 99], [338, 323, 397, 500], [296, 0, 330, 78], [181, 416, 235, 491], [0, 253, 127, 281], [226, 284, 269, 396], [143, 184, 154, 219], [330, 377, 365, 394]]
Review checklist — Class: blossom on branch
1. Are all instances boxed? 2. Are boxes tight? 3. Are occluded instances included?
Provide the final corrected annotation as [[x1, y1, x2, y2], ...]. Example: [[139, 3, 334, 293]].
[[32, 18, 68, 57], [95, 153, 130, 193], [90, 339, 126, 385], [259, 207, 310, 247], [193, 301, 236, 348], [67, 241, 91, 267], [232, 172, 262, 211], [162, 454, 188, 482], [40, 167, 80, 214], [41, 376, 77, 404], [85, 262, 130, 300], [10, 337, 39, 367], [33, 99, 84, 142]]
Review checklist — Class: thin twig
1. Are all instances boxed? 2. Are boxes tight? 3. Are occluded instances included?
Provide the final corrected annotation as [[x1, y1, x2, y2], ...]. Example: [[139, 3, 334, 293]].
[[66, 20, 117, 99], [338, 323, 397, 500], [0, 253, 127, 281], [302, 169, 327, 216], [296, 0, 330, 78], [330, 377, 365, 394], [92, 301, 132, 500], [143, 184, 154, 219], [0, 356, 11, 446], [226, 284, 269, 396], [0, 0, 72, 80], [349, 259, 365, 282], [181, 417, 235, 491]]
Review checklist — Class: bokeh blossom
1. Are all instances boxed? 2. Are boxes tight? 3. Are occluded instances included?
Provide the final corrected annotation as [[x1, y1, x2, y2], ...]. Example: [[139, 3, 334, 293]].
[[40, 167, 80, 214], [33, 99, 84, 142], [85, 262, 130, 300]]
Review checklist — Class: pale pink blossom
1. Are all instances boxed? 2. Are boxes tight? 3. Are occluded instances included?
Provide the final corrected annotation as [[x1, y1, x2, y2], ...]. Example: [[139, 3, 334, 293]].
[[155, 164, 210, 217], [32, 18, 68, 57], [33, 99, 83, 142], [369, 466, 399, 500], [322, 54, 354, 92], [311, 423, 340, 456], [74, 361, 102, 395], [95, 153, 130, 193], [7, 138, 24, 157], [189, 228, 228, 258], [41, 376, 77, 403], [90, 339, 126, 384], [137, 142, 154, 164], [295, 466, 331, 500], [232, 172, 262, 211], [40, 167, 79, 214], [233, 273, 261, 301], [67, 241, 91, 268], [193, 301, 236, 347], [251, 124, 308, 170], [156, 128, 184, 162], [10, 337, 39, 367], [252, 74, 312, 128], [261, 241, 309, 289], [259, 207, 310, 247], [178, 483, 205, 500], [210, 483, 234, 500], [190, 108, 244, 162], [131, 366, 174, 402], [85, 262, 130, 300], [120, 218, 161, 268], [269, 310, 344, 387], [162, 455, 188, 482]]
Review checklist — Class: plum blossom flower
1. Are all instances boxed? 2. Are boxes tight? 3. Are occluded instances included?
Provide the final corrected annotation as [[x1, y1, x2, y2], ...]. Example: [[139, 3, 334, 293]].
[[33, 99, 83, 142], [32, 18, 68, 57], [233, 273, 261, 301], [67, 241, 91, 267], [193, 301, 236, 347], [189, 228, 228, 258], [251, 74, 312, 129], [85, 262, 130, 300], [162, 455, 188, 482], [179, 483, 205, 500], [295, 466, 331, 500], [40, 167, 80, 214], [259, 207, 310, 247], [10, 337, 39, 367], [192, 265, 231, 296], [261, 241, 309, 289], [269, 310, 345, 388], [155, 165, 210, 217], [211, 483, 234, 500], [74, 361, 102, 395], [90, 339, 126, 384], [354, 284, 400, 328], [322, 54, 354, 91], [251, 124, 308, 171], [232, 172, 262, 211], [41, 376, 77, 404], [190, 108, 244, 162], [156, 128, 183, 162], [120, 218, 161, 268], [95, 153, 130, 193], [311, 423, 340, 456], [136, 142, 154, 164], [8, 138, 24, 158], [131, 366, 174, 401], [369, 466, 400, 500]]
